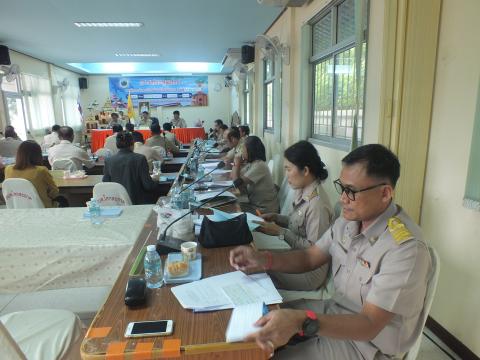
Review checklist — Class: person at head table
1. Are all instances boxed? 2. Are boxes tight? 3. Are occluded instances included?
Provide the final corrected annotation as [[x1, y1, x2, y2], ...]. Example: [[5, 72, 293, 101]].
[[145, 123, 179, 154], [102, 124, 123, 156], [132, 131, 164, 172], [229, 144, 432, 360], [231, 135, 279, 214], [254, 140, 334, 292], [171, 110, 187, 128], [108, 112, 121, 128], [102, 131, 160, 205], [47, 126, 95, 171], [5, 140, 68, 207], [140, 111, 152, 127], [0, 125, 22, 157], [118, 110, 130, 126]]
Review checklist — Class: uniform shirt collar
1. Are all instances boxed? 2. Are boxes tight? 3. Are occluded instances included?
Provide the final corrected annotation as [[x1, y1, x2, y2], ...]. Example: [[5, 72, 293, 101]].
[[294, 180, 319, 205], [59, 140, 71, 144]]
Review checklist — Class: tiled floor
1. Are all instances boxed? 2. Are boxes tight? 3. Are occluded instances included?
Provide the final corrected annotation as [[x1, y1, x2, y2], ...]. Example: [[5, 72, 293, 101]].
[[418, 328, 462, 360]]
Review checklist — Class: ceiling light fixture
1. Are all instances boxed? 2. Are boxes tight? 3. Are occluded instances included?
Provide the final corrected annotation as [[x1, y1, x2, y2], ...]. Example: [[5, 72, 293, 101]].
[[74, 22, 143, 28], [115, 53, 159, 57]]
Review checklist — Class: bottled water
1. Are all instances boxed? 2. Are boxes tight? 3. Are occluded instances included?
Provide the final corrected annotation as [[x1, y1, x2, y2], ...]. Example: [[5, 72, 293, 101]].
[[88, 198, 102, 225], [197, 165, 205, 181], [144, 245, 163, 289]]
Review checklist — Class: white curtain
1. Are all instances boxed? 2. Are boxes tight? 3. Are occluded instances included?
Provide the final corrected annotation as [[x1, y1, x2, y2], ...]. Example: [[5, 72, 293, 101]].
[[21, 74, 55, 134], [61, 82, 82, 129]]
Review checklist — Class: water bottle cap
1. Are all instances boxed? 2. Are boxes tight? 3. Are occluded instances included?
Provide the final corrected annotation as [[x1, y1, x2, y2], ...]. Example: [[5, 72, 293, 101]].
[[147, 245, 157, 252]]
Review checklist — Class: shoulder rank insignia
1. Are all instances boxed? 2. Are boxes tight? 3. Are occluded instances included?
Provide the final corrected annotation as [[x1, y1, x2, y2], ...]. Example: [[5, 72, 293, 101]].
[[387, 217, 414, 245]]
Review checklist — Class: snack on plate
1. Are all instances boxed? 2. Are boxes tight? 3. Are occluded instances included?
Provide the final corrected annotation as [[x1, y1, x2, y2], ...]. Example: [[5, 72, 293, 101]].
[[167, 260, 189, 277]]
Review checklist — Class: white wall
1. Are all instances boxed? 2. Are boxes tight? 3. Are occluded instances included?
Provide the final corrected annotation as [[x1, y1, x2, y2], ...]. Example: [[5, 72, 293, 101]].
[[80, 75, 231, 131], [421, 0, 480, 355]]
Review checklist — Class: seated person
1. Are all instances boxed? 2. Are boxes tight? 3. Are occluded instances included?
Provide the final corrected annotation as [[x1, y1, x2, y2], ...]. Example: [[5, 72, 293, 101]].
[[239, 125, 250, 145], [208, 119, 224, 140], [108, 112, 120, 128], [42, 124, 61, 149], [217, 124, 230, 152], [125, 122, 135, 132], [230, 144, 432, 360], [171, 110, 187, 128], [48, 126, 95, 171], [231, 135, 279, 213], [118, 110, 130, 126], [103, 132, 160, 205], [103, 124, 123, 155], [221, 126, 242, 164], [162, 122, 182, 147], [132, 131, 163, 172], [145, 123, 179, 154], [140, 111, 154, 127], [255, 140, 333, 291], [5, 140, 67, 207], [0, 126, 22, 157]]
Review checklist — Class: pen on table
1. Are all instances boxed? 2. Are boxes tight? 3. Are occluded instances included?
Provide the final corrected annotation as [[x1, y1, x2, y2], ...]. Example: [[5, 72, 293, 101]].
[[262, 302, 269, 316]]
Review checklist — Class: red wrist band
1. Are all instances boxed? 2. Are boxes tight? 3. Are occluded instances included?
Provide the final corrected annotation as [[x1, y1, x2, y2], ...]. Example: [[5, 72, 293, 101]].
[[263, 251, 273, 271]]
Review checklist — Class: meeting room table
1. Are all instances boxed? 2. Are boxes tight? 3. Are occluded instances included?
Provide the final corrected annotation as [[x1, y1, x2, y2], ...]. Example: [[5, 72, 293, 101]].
[[91, 128, 206, 153]]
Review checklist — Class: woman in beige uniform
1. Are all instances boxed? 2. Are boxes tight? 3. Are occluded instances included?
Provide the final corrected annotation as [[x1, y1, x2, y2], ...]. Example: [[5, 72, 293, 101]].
[[255, 140, 333, 291], [231, 135, 279, 213]]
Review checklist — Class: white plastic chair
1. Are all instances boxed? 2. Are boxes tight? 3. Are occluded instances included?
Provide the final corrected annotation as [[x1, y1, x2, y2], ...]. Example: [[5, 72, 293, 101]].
[[0, 309, 83, 360], [94, 148, 112, 158], [2, 178, 45, 209], [93, 182, 132, 206], [51, 158, 76, 172], [404, 246, 440, 360]]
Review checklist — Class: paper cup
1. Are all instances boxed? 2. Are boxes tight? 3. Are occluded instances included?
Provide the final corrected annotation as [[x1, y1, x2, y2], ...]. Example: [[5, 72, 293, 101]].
[[181, 241, 197, 261]]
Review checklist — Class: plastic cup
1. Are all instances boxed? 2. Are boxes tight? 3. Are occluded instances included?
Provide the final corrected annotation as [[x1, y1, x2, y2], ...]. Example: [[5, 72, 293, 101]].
[[181, 241, 197, 261]]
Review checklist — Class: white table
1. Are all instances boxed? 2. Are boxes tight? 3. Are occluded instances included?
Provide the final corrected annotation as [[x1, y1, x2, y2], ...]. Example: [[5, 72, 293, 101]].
[[0, 205, 153, 293]]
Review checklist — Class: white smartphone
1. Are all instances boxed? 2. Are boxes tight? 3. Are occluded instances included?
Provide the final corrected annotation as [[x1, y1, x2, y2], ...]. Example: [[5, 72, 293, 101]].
[[124, 320, 173, 338]]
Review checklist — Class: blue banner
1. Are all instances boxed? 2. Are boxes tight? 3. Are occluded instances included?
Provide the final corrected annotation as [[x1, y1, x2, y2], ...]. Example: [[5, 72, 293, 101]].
[[109, 76, 208, 108]]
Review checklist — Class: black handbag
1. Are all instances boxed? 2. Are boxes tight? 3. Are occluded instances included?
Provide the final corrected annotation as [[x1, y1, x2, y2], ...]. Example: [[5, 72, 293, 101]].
[[198, 213, 253, 248]]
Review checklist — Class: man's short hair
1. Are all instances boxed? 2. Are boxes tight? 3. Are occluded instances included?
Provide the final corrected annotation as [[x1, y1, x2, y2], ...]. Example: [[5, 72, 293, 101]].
[[214, 119, 223, 126], [239, 125, 250, 136], [116, 131, 134, 149], [227, 126, 240, 141], [173, 110, 180, 115], [52, 124, 61, 132], [150, 123, 161, 135], [220, 124, 228, 131], [112, 124, 123, 133], [58, 126, 74, 141], [142, 111, 149, 115], [131, 131, 144, 144], [111, 112, 119, 118], [163, 122, 173, 132], [342, 144, 401, 187], [125, 123, 135, 132]]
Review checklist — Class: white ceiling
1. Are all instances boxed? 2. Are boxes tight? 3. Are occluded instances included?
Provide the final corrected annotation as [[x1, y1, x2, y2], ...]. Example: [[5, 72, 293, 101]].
[[0, 0, 283, 74]]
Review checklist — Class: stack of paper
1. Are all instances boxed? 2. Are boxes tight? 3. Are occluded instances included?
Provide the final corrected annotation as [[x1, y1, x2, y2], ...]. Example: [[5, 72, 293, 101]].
[[194, 190, 236, 202], [225, 302, 264, 343], [171, 271, 282, 312], [208, 208, 263, 231]]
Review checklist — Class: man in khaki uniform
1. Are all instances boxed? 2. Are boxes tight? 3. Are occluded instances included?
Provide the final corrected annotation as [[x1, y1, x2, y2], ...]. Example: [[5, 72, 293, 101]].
[[230, 144, 432, 360], [145, 123, 179, 154], [222, 127, 242, 164]]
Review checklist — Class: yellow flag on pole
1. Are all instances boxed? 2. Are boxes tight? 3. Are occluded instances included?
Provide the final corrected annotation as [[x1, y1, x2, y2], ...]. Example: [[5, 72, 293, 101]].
[[127, 92, 135, 120]]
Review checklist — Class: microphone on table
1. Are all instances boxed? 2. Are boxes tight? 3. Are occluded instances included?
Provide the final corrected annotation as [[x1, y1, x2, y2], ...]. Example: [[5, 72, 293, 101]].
[[156, 178, 244, 255], [177, 161, 225, 195]]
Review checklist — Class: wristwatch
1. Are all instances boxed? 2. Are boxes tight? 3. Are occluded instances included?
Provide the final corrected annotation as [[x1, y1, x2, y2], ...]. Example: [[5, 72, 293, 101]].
[[299, 310, 319, 337], [278, 228, 287, 242]]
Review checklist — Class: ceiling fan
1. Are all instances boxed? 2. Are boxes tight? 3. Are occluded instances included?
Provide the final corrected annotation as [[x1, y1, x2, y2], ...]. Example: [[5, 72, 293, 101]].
[[0, 64, 20, 83]]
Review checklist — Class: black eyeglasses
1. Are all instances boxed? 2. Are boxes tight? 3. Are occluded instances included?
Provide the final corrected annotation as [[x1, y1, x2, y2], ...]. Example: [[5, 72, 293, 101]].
[[333, 179, 386, 201]]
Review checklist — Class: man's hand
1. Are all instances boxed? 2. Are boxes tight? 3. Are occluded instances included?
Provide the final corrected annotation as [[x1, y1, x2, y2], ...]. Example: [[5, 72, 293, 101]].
[[253, 220, 283, 236], [260, 213, 278, 222], [245, 309, 306, 355], [229, 246, 266, 273]]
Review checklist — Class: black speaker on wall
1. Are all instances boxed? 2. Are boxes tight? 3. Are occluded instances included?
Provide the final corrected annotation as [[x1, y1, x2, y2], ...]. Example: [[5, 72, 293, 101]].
[[241, 45, 255, 64], [79, 77, 88, 89], [0, 45, 11, 65]]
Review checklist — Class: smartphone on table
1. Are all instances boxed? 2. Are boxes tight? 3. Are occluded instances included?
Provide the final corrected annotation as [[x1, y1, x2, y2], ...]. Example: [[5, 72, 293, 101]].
[[124, 320, 173, 338]]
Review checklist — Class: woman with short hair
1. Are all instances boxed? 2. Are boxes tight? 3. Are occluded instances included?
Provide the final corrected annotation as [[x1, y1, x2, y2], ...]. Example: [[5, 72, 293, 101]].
[[5, 140, 62, 207], [231, 135, 279, 213]]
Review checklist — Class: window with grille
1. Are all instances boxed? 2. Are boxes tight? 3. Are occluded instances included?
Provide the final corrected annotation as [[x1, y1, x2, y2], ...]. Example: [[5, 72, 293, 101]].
[[263, 58, 275, 130], [310, 0, 367, 147]]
